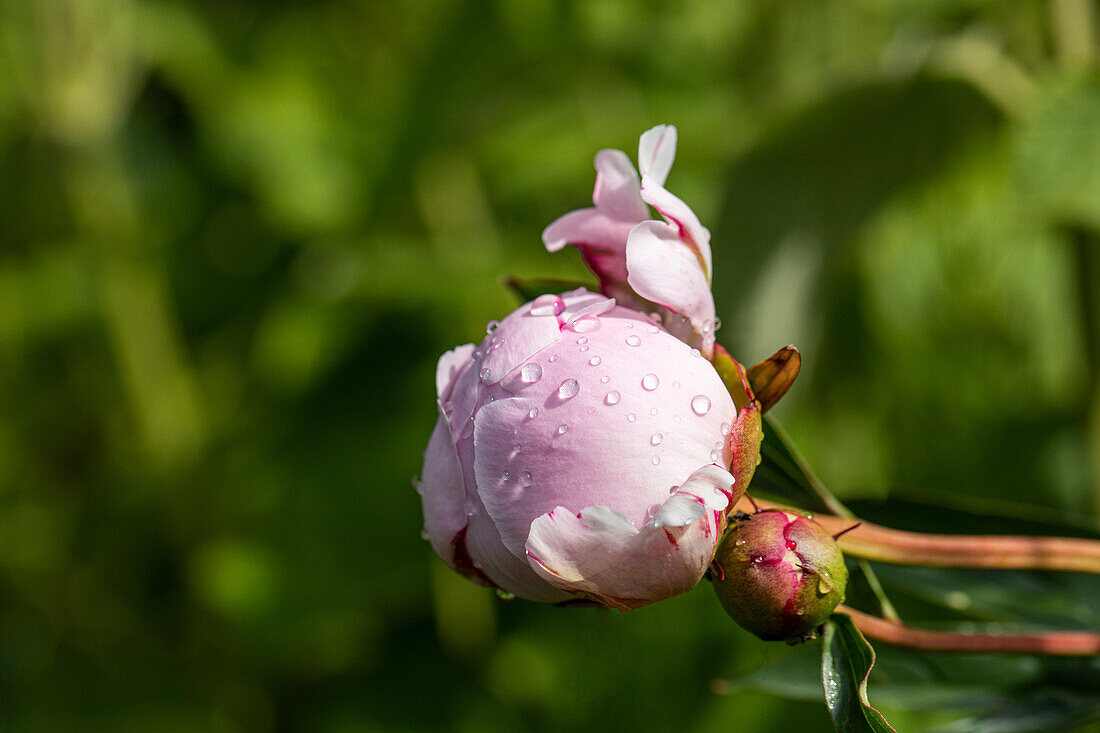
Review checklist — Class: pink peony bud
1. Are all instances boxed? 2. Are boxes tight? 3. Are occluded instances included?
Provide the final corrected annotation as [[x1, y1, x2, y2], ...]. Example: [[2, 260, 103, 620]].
[[417, 288, 748, 610], [711, 510, 849, 641]]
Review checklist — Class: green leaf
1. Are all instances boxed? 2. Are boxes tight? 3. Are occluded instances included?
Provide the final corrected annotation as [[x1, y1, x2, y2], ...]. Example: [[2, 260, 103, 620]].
[[502, 276, 595, 303], [822, 613, 897, 732]]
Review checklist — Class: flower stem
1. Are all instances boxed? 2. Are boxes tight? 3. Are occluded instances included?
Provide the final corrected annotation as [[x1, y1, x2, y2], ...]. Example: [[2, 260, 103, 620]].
[[812, 512, 1100, 574], [838, 606, 1100, 656], [741, 497, 1100, 573]]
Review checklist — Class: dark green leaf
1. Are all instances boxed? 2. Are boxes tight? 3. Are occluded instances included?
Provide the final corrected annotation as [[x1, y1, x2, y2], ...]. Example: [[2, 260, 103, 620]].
[[822, 613, 897, 732]]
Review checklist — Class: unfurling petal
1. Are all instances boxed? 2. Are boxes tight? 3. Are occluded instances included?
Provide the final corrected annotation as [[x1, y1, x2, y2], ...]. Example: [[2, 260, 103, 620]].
[[638, 179, 712, 280], [541, 208, 637, 255], [638, 125, 677, 187], [592, 149, 649, 222], [524, 465, 737, 610], [542, 149, 650, 305], [625, 221, 717, 356]]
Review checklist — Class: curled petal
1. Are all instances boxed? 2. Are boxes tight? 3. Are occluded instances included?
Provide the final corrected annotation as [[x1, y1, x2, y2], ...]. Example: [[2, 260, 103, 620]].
[[524, 465, 736, 610], [638, 125, 677, 187], [542, 208, 637, 254], [639, 178, 712, 279], [559, 289, 616, 326], [626, 221, 717, 356], [592, 149, 648, 222]]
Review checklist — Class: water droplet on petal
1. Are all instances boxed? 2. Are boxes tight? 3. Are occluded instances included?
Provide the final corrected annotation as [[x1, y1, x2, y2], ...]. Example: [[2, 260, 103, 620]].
[[650, 433, 663, 446], [558, 378, 580, 399], [647, 325, 659, 334], [713, 317, 723, 331], [641, 374, 659, 390], [520, 363, 543, 384], [673, 415, 682, 423], [588, 356, 602, 366], [817, 578, 833, 595], [501, 470, 511, 481], [600, 375, 610, 383], [673, 381, 681, 389], [486, 320, 500, 334], [479, 367, 492, 382], [530, 294, 565, 317], [650, 407, 658, 416], [734, 538, 746, 547], [549, 354, 559, 363], [651, 455, 660, 465], [691, 395, 712, 415], [721, 422, 731, 436], [579, 345, 589, 352], [605, 390, 621, 405], [513, 444, 522, 454], [571, 315, 600, 333], [557, 424, 569, 435], [690, 348, 701, 358], [528, 408, 539, 419], [627, 414, 636, 422], [626, 335, 642, 347], [520, 471, 533, 487], [577, 337, 588, 345]]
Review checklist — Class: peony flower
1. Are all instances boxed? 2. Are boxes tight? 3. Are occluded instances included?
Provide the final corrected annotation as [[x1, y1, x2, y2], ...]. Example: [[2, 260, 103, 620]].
[[542, 125, 718, 357], [418, 288, 748, 610]]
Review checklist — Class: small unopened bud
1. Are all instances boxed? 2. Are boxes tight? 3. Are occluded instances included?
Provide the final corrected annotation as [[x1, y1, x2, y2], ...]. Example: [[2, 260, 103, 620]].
[[711, 509, 848, 642]]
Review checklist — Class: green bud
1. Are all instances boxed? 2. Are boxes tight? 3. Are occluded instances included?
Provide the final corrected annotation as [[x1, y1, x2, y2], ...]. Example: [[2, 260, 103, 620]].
[[711, 509, 848, 642]]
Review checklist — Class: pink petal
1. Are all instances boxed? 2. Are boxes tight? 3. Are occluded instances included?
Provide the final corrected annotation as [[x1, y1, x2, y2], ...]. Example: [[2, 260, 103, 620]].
[[559, 289, 616, 326], [638, 125, 677, 187], [417, 406, 473, 567], [625, 221, 717, 355], [471, 306, 735, 559], [524, 464, 735, 610], [436, 344, 474, 403], [461, 478, 574, 602], [591, 149, 648, 222], [639, 178, 712, 279], [478, 298, 568, 387], [541, 208, 636, 254]]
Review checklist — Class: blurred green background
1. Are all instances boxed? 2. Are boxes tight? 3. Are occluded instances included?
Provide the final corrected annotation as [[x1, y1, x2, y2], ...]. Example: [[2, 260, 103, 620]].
[[1, 0, 1099, 730]]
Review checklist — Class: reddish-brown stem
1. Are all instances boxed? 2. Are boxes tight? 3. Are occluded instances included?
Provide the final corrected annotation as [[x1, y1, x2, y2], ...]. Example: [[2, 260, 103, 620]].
[[839, 605, 1100, 655], [737, 497, 1100, 574]]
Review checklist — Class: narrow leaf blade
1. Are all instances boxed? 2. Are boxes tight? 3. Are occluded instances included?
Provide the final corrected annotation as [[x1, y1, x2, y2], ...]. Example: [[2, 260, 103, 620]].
[[822, 613, 897, 732]]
